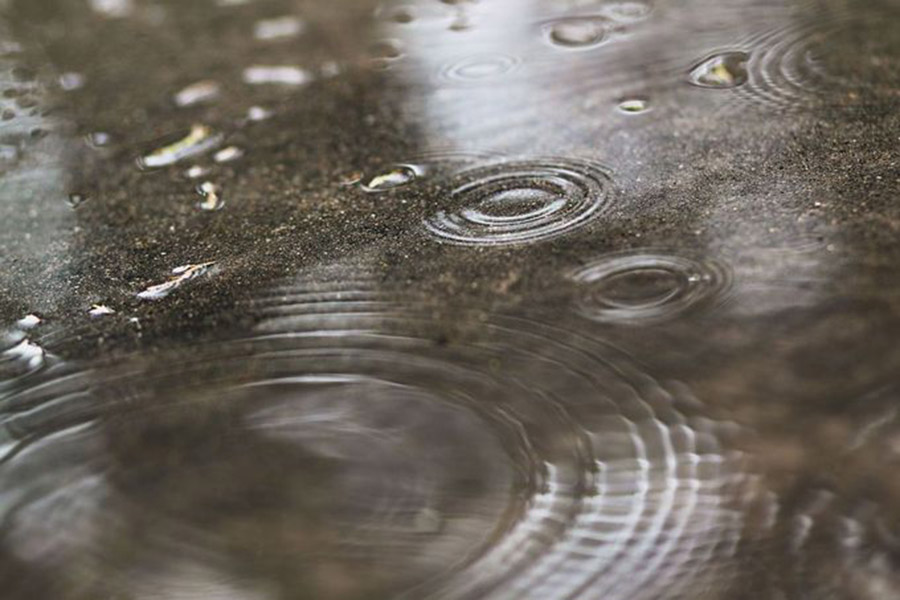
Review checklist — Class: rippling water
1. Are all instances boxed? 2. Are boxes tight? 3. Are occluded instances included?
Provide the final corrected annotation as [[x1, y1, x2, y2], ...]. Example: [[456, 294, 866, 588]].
[[1, 0, 899, 598]]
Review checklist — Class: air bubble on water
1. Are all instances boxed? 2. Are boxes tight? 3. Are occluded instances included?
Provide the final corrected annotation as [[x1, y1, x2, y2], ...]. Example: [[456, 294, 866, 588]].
[[243, 66, 311, 86], [253, 16, 305, 41], [689, 51, 750, 88], [617, 98, 648, 113], [16, 314, 41, 329], [196, 181, 224, 211], [59, 72, 85, 91], [173, 80, 221, 107], [67, 193, 87, 209], [361, 165, 420, 192], [137, 262, 217, 300], [88, 304, 116, 317], [213, 146, 244, 163], [138, 124, 223, 169]]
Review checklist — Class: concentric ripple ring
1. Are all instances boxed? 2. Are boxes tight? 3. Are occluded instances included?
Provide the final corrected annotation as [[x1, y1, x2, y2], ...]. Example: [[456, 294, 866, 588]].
[[424, 158, 614, 247], [0, 264, 761, 600], [570, 251, 734, 324]]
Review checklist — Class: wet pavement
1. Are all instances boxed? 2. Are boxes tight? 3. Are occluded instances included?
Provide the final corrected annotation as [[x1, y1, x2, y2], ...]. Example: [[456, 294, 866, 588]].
[[1, 0, 900, 598]]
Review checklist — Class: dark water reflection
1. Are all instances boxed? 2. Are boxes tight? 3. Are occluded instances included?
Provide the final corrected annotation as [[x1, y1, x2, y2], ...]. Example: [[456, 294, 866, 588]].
[[1, 0, 900, 598]]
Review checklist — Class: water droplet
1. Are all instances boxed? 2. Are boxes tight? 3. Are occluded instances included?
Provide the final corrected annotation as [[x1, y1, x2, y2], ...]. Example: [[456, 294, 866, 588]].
[[448, 16, 471, 31], [185, 164, 210, 179], [392, 8, 414, 23], [16, 314, 41, 329], [361, 165, 419, 192], [546, 17, 608, 49], [58, 72, 85, 91], [196, 181, 224, 211], [89, 0, 133, 18], [243, 65, 311, 86], [88, 304, 116, 317], [85, 132, 111, 147], [602, 1, 653, 22], [424, 158, 613, 246], [617, 98, 648, 113], [253, 16, 305, 41], [689, 51, 749, 88], [320, 61, 342, 78], [67, 193, 87, 209], [0, 333, 46, 380], [138, 124, 223, 169], [213, 146, 244, 163], [338, 170, 364, 187], [570, 251, 732, 323], [246, 105, 272, 121], [173, 80, 221, 107], [137, 262, 217, 300]]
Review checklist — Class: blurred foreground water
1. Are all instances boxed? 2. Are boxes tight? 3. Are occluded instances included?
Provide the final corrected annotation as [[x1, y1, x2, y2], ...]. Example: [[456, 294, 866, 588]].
[[1, 0, 900, 598]]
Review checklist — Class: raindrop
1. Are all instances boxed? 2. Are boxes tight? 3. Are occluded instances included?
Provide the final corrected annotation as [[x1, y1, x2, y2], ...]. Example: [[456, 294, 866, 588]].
[[173, 80, 221, 107], [138, 124, 223, 169], [66, 193, 87, 209], [570, 251, 733, 323], [137, 262, 217, 300], [243, 66, 311, 86], [546, 17, 608, 49], [196, 181, 224, 211], [253, 16, 305, 41], [617, 98, 648, 113], [88, 304, 116, 317], [213, 146, 244, 163], [424, 158, 613, 246], [689, 51, 750, 88], [361, 165, 419, 192]]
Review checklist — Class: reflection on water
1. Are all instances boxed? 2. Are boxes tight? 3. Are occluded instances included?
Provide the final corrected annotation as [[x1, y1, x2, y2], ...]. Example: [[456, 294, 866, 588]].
[[1, 0, 900, 598]]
